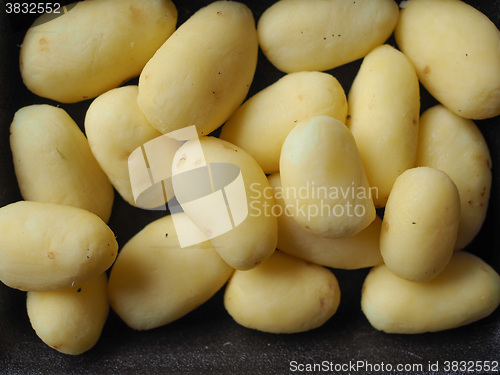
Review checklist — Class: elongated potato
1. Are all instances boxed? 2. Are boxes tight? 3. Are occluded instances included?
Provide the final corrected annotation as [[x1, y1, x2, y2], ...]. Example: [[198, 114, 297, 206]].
[[380, 167, 461, 282], [268, 173, 383, 269], [257, 0, 399, 73], [220, 71, 347, 174], [138, 1, 258, 136], [85, 86, 162, 206], [416, 105, 492, 250], [348, 44, 420, 207], [395, 0, 500, 119], [280, 115, 376, 238], [10, 105, 114, 222], [20, 0, 177, 103], [27, 273, 109, 355], [361, 251, 500, 334], [224, 251, 340, 333], [0, 201, 118, 292], [108, 214, 233, 331], [171, 137, 277, 270]]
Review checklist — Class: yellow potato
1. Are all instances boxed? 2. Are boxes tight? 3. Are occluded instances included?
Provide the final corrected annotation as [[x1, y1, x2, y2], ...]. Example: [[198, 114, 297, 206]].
[[10, 104, 114, 222], [257, 0, 399, 73], [348, 44, 420, 207], [138, 1, 258, 136], [108, 214, 233, 331], [20, 0, 177, 103], [380, 167, 461, 282], [0, 201, 118, 292], [27, 273, 109, 355], [395, 0, 500, 119], [416, 105, 492, 250], [224, 251, 340, 333], [279, 115, 376, 238], [171, 136, 277, 270], [220, 71, 347, 174], [85, 86, 162, 206], [268, 173, 383, 269], [361, 251, 500, 334]]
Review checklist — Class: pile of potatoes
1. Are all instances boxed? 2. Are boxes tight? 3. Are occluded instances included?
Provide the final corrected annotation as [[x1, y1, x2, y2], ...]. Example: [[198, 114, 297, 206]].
[[2, 0, 500, 355]]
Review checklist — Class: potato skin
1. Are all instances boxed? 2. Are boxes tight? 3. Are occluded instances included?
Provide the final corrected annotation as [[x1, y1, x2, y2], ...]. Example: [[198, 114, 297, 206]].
[[108, 214, 233, 331], [220, 71, 347, 174], [138, 1, 258, 136], [348, 44, 420, 207], [20, 0, 177, 103], [395, 0, 500, 119], [10, 104, 114, 222], [361, 251, 500, 334], [224, 251, 340, 333], [268, 173, 383, 269], [416, 105, 492, 250], [257, 0, 399, 73], [27, 273, 109, 355], [0, 201, 118, 292], [380, 167, 461, 282], [85, 86, 162, 206]]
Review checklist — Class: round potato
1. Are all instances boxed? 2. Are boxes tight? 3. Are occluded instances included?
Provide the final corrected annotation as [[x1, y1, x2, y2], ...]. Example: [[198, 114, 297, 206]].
[[224, 251, 340, 333], [361, 251, 500, 334], [20, 0, 178, 103], [27, 273, 109, 355], [10, 104, 114, 222], [220, 71, 347, 174], [380, 167, 461, 282], [0, 201, 118, 292]]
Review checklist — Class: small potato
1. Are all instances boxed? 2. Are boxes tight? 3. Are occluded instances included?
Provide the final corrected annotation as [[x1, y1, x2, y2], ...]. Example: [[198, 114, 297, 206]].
[[108, 214, 233, 331], [361, 251, 500, 334], [257, 0, 399, 73], [138, 1, 258, 136], [380, 167, 461, 282], [416, 105, 492, 250], [220, 71, 347, 174], [85, 86, 162, 206], [0, 201, 118, 292], [224, 251, 340, 333], [27, 273, 109, 355], [268, 173, 383, 270], [395, 0, 500, 119], [171, 137, 277, 270], [10, 104, 114, 222], [280, 115, 376, 238], [20, 0, 178, 103], [348, 44, 420, 207]]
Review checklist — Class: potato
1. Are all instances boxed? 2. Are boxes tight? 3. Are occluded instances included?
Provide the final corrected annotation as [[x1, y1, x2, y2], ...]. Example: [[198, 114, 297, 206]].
[[257, 0, 399, 73], [85, 86, 162, 207], [224, 251, 340, 333], [108, 213, 233, 331], [20, 0, 177, 103], [279, 115, 376, 238], [361, 251, 500, 334], [27, 273, 109, 355], [395, 0, 500, 119], [220, 71, 347, 174], [10, 104, 114, 222], [0, 201, 118, 292], [380, 167, 461, 282], [171, 136, 277, 270], [416, 105, 492, 250], [347, 44, 420, 207], [137, 1, 258, 136], [268, 173, 383, 269]]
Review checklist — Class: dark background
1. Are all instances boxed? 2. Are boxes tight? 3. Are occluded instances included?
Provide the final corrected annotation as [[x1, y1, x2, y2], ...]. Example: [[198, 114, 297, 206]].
[[0, 0, 499, 374]]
